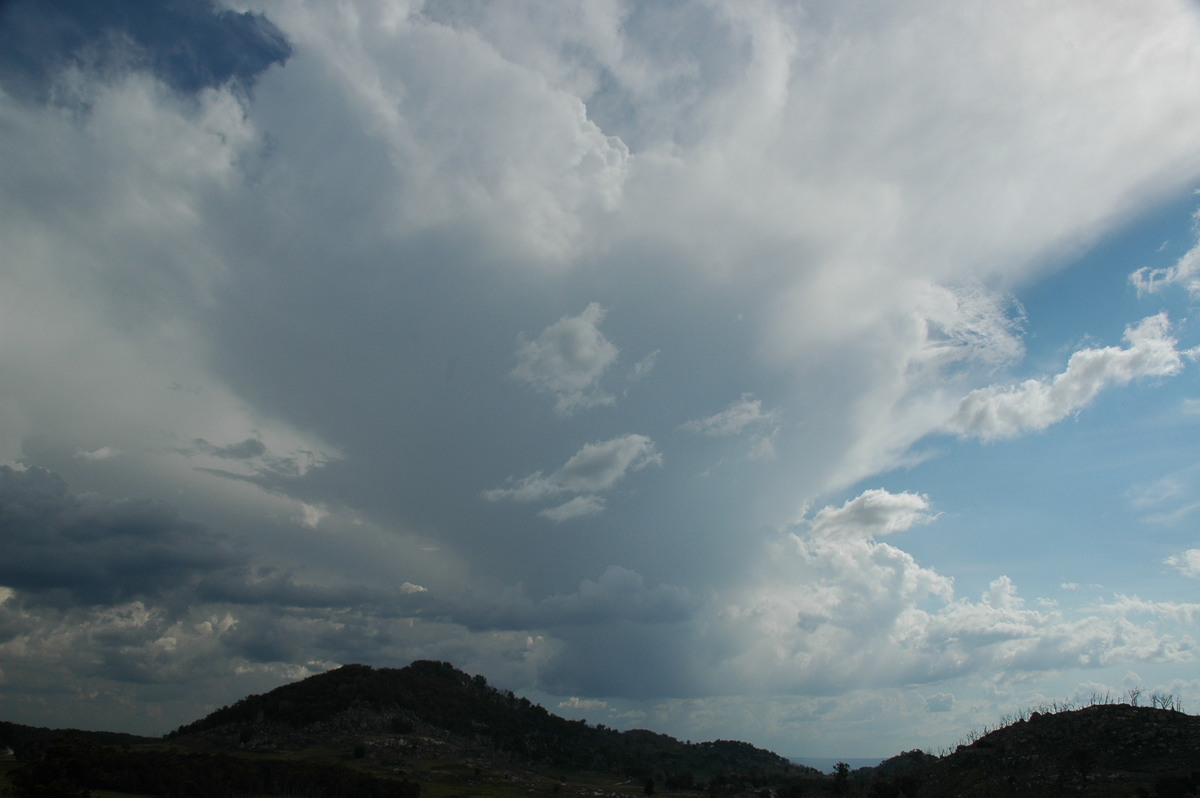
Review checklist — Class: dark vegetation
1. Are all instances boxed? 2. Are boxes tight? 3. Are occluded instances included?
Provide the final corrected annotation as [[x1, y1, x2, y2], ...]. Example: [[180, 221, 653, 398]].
[[3, 661, 1200, 797]]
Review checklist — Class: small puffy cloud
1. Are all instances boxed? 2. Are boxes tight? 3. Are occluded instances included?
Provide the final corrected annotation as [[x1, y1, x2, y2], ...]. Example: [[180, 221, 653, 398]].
[[484, 434, 661, 517], [807, 489, 936, 541], [949, 314, 1193, 441], [1166, 549, 1200, 578], [512, 303, 619, 415]]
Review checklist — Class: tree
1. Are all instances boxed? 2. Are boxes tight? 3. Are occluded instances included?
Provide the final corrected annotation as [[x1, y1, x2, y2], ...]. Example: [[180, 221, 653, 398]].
[[833, 762, 850, 796]]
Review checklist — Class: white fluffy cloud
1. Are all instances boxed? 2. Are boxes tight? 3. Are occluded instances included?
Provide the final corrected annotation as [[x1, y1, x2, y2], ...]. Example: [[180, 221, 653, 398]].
[[703, 489, 1199, 698], [807, 489, 937, 541], [948, 314, 1193, 441]]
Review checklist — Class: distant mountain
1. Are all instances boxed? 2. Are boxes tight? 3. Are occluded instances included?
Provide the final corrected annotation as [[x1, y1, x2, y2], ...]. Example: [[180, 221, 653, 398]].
[[169, 659, 817, 787]]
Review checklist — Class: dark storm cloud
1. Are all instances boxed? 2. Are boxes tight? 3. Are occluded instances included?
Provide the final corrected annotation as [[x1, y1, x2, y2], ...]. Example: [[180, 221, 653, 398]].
[[0, 0, 290, 102], [0, 465, 235, 605], [0, 464, 433, 615]]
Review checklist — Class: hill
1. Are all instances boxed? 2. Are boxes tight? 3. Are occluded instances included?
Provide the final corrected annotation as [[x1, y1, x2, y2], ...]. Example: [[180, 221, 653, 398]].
[[169, 660, 815, 787], [853, 702, 1200, 797], [7, 663, 1200, 797]]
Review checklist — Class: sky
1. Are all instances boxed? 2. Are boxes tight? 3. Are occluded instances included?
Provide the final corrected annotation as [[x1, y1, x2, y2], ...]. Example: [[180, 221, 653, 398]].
[[3, 0, 1200, 761]]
